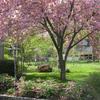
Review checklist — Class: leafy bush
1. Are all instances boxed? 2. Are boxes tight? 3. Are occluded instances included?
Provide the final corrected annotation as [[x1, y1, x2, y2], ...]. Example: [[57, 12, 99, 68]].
[[0, 75, 98, 100], [85, 72, 100, 99], [0, 60, 15, 76], [22, 79, 65, 99], [7, 88, 15, 95], [0, 60, 22, 79], [0, 74, 14, 93], [86, 72, 100, 93], [60, 81, 96, 100], [22, 35, 57, 63], [0, 72, 99, 99], [21, 80, 96, 100]]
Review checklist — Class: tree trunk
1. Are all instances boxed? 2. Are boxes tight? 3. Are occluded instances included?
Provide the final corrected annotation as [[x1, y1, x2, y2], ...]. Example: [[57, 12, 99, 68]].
[[58, 54, 66, 81], [60, 60, 66, 81]]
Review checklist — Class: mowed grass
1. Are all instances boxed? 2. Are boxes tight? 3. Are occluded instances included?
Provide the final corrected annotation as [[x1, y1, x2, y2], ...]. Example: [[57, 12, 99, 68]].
[[67, 62, 100, 82], [25, 62, 100, 83]]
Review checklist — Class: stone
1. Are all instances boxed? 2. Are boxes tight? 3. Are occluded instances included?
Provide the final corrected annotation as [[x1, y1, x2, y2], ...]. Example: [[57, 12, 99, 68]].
[[37, 64, 52, 72]]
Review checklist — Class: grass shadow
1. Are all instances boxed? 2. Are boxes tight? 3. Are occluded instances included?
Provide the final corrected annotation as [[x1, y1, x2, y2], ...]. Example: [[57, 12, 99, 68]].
[[24, 72, 60, 81]]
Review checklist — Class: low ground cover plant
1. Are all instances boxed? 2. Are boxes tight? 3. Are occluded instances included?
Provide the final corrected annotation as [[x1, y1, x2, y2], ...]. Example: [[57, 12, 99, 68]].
[[0, 74, 14, 94], [0, 62, 100, 100], [0, 74, 99, 100], [16, 78, 65, 99]]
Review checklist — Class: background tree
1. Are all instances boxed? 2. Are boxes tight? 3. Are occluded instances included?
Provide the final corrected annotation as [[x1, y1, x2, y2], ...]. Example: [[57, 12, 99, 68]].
[[22, 35, 56, 62], [0, 0, 99, 81]]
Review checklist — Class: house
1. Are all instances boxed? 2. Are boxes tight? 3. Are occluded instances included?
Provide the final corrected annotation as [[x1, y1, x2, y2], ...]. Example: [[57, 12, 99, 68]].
[[68, 38, 100, 61], [76, 39, 93, 60]]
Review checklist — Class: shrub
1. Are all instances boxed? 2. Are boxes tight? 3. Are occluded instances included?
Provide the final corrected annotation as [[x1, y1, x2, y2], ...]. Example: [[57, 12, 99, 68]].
[[7, 88, 15, 95], [60, 81, 96, 100], [0, 60, 15, 76], [0, 74, 14, 93], [0, 60, 22, 79], [22, 80, 96, 99], [85, 72, 100, 99], [22, 79, 65, 99]]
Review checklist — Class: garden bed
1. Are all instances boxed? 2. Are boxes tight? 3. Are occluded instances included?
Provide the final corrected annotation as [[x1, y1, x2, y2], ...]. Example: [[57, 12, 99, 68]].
[[0, 95, 45, 100]]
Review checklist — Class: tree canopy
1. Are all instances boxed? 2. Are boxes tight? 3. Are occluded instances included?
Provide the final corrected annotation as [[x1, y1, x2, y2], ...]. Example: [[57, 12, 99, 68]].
[[0, 0, 100, 80]]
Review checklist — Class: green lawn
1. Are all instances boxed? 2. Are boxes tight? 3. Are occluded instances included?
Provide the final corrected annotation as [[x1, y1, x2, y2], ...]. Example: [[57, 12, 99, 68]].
[[67, 62, 100, 82], [25, 62, 100, 83], [22, 62, 100, 99]]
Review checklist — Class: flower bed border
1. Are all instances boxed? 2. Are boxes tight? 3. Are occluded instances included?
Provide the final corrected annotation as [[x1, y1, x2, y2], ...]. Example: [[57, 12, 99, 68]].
[[0, 95, 46, 100]]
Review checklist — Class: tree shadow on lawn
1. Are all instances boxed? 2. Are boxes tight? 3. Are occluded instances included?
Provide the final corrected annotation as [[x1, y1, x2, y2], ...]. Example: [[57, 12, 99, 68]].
[[67, 73, 89, 83], [24, 72, 60, 81], [24, 71, 89, 83]]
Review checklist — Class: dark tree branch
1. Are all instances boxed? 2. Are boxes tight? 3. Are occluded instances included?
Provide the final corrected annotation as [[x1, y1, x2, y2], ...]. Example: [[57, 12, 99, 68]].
[[58, 25, 68, 51], [64, 32, 72, 39], [45, 17, 59, 37], [64, 24, 84, 60], [68, 0, 75, 19], [46, 17, 66, 52], [71, 31, 94, 48], [64, 31, 76, 60], [40, 19, 59, 50], [62, 25, 67, 37], [45, 17, 54, 31]]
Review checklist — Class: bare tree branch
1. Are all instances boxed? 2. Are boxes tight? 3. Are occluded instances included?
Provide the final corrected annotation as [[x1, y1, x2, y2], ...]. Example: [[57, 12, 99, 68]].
[[45, 17, 59, 37], [40, 18, 59, 50], [71, 31, 94, 48], [68, 0, 75, 19], [64, 24, 84, 60]]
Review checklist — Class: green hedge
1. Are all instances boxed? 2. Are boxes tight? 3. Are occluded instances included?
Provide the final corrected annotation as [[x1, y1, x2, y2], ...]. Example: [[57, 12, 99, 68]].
[[0, 60, 17, 76]]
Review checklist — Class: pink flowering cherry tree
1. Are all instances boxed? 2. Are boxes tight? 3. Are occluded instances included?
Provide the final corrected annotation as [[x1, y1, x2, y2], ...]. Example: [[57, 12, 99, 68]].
[[0, 0, 100, 80]]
